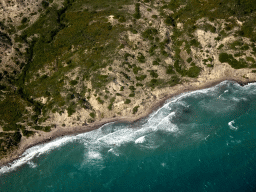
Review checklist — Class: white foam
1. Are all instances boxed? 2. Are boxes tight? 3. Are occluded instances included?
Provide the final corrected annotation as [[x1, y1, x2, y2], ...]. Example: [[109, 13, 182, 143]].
[[97, 128, 135, 146], [0, 135, 76, 174], [156, 113, 179, 133], [87, 151, 102, 160], [228, 120, 238, 130], [135, 136, 146, 144], [108, 148, 119, 156], [27, 161, 37, 168]]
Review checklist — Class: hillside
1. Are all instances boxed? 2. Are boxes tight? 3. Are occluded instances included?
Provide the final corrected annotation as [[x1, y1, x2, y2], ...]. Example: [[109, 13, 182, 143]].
[[1, 0, 256, 163]]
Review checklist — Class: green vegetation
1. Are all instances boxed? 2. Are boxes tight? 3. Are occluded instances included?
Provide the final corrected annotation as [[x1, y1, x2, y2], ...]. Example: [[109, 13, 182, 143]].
[[132, 106, 139, 114], [136, 75, 147, 81], [186, 57, 192, 63], [149, 70, 158, 78], [217, 44, 224, 50], [124, 99, 131, 104], [1, 0, 256, 159], [169, 75, 180, 86], [147, 79, 164, 88], [129, 93, 135, 97], [186, 66, 201, 78], [108, 97, 116, 110], [67, 102, 76, 116], [142, 28, 158, 40], [132, 65, 142, 74], [134, 3, 141, 19], [90, 112, 96, 118], [219, 53, 247, 69], [166, 65, 175, 74], [137, 52, 146, 63], [97, 97, 104, 104]]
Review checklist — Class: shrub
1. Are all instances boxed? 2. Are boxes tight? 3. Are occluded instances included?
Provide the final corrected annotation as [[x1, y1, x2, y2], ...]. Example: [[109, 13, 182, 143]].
[[124, 99, 131, 104], [219, 53, 229, 63], [190, 39, 200, 47], [165, 16, 175, 26], [70, 80, 78, 85], [186, 57, 192, 63], [108, 97, 115, 110], [120, 72, 130, 80], [136, 75, 147, 81], [142, 28, 158, 40], [89, 113, 96, 118], [129, 86, 136, 91], [169, 75, 180, 86], [129, 93, 135, 97], [132, 106, 139, 114], [42, 1, 49, 9], [132, 65, 142, 74], [187, 66, 201, 78], [21, 17, 28, 24], [166, 65, 175, 74], [136, 83, 143, 86], [133, 3, 141, 19], [149, 70, 158, 78], [217, 44, 224, 50], [137, 52, 146, 63], [219, 53, 247, 69], [67, 102, 76, 116], [96, 97, 104, 104]]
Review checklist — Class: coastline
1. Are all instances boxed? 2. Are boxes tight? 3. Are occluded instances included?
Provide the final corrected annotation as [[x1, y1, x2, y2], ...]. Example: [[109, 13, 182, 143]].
[[0, 77, 255, 168]]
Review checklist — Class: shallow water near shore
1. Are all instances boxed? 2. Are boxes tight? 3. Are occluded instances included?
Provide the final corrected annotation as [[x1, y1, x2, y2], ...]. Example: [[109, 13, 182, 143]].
[[1, 80, 256, 191]]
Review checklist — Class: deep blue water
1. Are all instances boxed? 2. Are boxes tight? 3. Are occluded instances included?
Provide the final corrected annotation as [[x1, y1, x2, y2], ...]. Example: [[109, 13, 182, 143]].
[[1, 80, 256, 192]]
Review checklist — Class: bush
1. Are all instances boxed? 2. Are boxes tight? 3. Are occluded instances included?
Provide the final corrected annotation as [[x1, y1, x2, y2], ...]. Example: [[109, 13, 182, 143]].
[[217, 44, 224, 50], [89, 113, 96, 118], [108, 97, 115, 110], [219, 53, 229, 63], [70, 80, 78, 85], [67, 102, 76, 116], [136, 75, 147, 81], [169, 75, 180, 86], [186, 57, 192, 63], [129, 93, 135, 97], [186, 66, 201, 78], [42, 1, 49, 9], [124, 99, 131, 104], [165, 16, 175, 26], [120, 72, 130, 80], [219, 53, 247, 69], [21, 17, 28, 24], [137, 52, 146, 63], [132, 65, 142, 74], [129, 86, 136, 91], [97, 97, 104, 104], [166, 65, 175, 74], [133, 3, 141, 19], [132, 106, 139, 114], [136, 83, 143, 86], [142, 28, 158, 40], [149, 70, 158, 78]]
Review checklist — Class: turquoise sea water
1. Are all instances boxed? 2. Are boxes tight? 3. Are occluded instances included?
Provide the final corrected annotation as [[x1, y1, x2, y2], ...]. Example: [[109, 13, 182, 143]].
[[1, 80, 256, 192]]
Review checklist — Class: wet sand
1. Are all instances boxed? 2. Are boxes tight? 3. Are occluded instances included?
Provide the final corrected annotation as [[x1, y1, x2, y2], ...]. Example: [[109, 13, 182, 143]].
[[0, 77, 255, 167]]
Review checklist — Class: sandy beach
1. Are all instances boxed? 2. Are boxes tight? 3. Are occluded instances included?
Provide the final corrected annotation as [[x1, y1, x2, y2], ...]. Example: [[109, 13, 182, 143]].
[[0, 76, 255, 167]]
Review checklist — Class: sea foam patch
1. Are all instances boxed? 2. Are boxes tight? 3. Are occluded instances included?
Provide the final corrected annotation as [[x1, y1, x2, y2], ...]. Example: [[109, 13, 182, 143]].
[[228, 120, 238, 130], [135, 136, 146, 144]]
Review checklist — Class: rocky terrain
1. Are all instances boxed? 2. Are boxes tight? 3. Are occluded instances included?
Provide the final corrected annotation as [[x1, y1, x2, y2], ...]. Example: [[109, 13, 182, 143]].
[[1, 0, 256, 164]]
